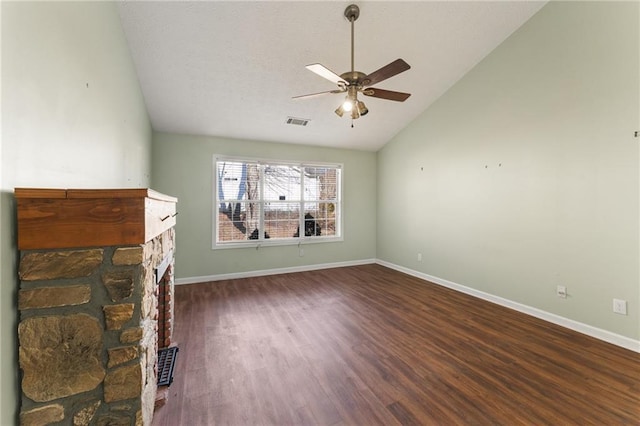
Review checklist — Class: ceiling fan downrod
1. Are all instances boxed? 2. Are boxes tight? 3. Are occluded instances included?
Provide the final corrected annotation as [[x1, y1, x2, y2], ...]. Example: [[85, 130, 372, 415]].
[[345, 4, 359, 74], [345, 4, 359, 76]]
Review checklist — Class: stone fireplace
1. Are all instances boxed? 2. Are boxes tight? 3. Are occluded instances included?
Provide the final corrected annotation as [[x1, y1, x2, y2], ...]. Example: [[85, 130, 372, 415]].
[[15, 188, 177, 426]]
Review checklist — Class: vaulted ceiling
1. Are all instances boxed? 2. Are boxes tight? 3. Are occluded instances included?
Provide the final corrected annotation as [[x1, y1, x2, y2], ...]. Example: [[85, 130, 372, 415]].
[[117, 1, 546, 151]]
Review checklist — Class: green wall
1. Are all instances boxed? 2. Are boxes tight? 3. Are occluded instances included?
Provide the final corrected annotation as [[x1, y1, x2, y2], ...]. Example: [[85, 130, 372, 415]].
[[152, 132, 377, 280], [1, 2, 152, 423], [377, 1, 639, 340]]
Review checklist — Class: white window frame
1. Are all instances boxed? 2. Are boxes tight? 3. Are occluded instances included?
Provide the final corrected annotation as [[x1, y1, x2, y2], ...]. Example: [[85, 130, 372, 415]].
[[212, 154, 343, 249]]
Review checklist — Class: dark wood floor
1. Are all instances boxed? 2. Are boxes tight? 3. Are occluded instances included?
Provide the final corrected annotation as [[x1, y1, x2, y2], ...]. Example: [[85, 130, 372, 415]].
[[152, 264, 640, 425]]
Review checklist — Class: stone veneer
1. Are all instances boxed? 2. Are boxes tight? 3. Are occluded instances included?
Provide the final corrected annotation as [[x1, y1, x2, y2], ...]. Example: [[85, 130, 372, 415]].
[[18, 228, 175, 426]]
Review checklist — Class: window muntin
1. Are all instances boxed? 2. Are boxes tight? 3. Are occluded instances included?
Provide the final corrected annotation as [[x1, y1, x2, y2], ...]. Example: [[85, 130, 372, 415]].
[[215, 157, 341, 247]]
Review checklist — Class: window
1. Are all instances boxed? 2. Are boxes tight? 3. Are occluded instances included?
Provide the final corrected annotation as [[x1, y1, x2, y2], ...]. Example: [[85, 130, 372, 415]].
[[214, 156, 342, 248]]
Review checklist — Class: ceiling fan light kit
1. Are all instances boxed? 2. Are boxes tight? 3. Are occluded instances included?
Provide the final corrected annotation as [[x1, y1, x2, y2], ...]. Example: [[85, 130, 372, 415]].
[[294, 4, 411, 124]]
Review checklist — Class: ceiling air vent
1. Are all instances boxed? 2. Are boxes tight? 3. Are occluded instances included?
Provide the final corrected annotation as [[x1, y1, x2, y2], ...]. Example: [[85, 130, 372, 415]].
[[286, 117, 310, 127]]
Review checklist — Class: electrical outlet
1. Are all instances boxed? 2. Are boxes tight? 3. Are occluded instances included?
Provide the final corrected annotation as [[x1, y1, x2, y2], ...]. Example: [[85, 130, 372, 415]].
[[299, 248, 304, 257], [556, 285, 567, 298], [417, 253, 422, 262], [613, 299, 627, 315]]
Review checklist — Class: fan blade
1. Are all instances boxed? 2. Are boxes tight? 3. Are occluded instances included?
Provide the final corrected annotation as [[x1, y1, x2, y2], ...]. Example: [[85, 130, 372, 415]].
[[363, 88, 411, 102], [365, 59, 411, 86], [292, 89, 345, 100], [306, 63, 347, 85]]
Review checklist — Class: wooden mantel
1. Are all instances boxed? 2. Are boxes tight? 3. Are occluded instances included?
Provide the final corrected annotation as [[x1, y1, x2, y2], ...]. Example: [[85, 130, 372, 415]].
[[16, 188, 177, 250]]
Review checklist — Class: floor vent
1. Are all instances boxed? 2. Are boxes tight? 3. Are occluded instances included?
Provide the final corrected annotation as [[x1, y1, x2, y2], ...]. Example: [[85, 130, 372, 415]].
[[286, 117, 310, 126], [157, 347, 179, 386]]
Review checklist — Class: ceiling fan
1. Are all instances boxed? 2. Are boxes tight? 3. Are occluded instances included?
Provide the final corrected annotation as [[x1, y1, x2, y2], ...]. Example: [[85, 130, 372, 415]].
[[293, 4, 411, 121]]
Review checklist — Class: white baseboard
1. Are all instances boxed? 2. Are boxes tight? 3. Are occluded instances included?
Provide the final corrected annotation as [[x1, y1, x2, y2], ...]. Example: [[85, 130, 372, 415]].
[[376, 259, 640, 353], [175, 258, 377, 285]]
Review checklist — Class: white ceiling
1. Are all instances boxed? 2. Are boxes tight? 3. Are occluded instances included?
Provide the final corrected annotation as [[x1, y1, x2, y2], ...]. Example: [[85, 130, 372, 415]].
[[117, 1, 546, 152]]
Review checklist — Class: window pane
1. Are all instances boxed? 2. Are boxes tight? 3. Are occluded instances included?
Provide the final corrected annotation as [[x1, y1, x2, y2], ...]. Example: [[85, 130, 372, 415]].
[[218, 201, 250, 242], [302, 202, 337, 237], [264, 165, 301, 202], [217, 161, 260, 203], [304, 167, 338, 201], [264, 202, 300, 239]]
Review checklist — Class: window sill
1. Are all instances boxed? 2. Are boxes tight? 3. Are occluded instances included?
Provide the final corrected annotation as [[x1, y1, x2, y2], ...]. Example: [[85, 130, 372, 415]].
[[212, 236, 343, 250]]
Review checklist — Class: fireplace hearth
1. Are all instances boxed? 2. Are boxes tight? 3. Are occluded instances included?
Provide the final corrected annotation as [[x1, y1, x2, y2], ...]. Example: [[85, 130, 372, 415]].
[[16, 188, 177, 426]]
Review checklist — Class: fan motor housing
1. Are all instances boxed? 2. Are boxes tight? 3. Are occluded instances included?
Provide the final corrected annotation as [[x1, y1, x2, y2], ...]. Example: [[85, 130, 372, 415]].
[[340, 71, 369, 86]]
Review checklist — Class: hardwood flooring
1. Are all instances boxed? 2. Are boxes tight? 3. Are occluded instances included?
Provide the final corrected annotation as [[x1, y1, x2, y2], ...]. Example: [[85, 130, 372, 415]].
[[152, 264, 640, 425]]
